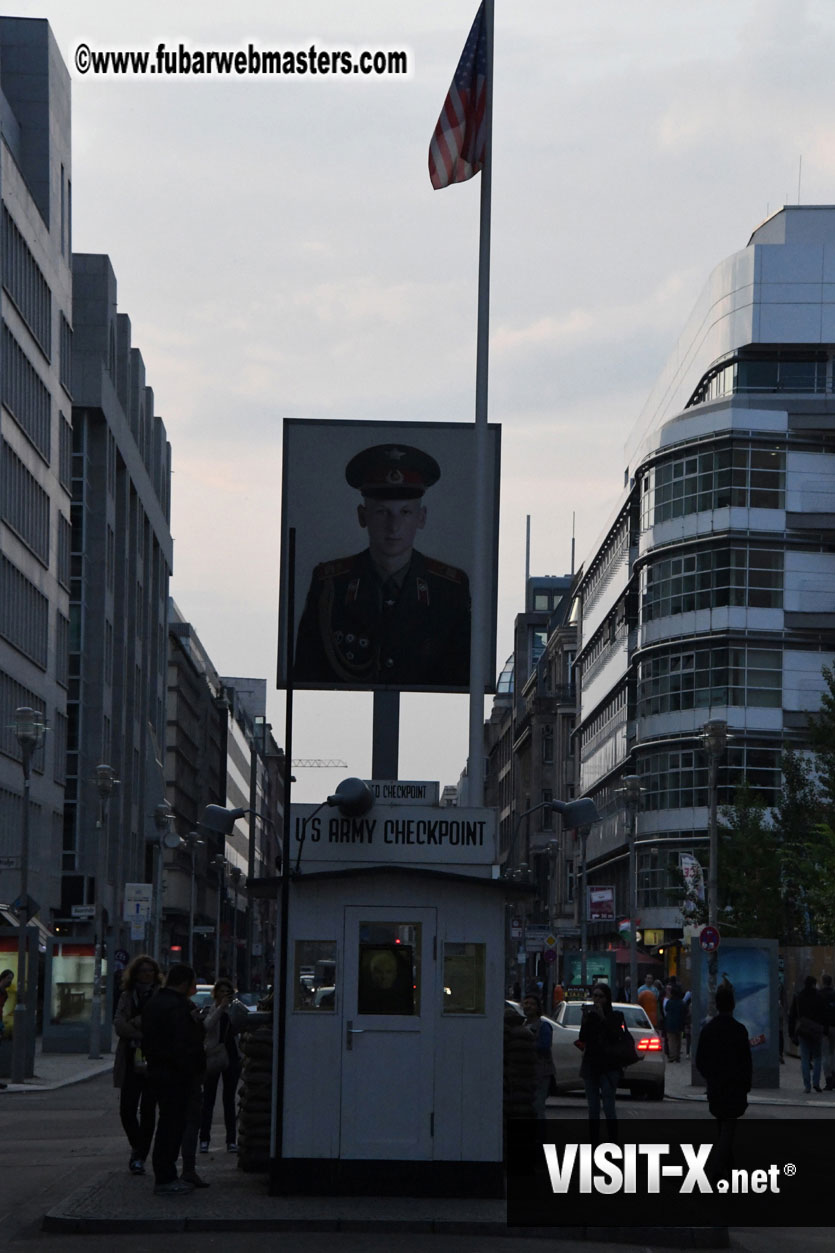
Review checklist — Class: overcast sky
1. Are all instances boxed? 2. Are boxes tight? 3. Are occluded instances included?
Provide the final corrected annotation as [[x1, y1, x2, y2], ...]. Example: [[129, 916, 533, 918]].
[[15, 1, 835, 801]]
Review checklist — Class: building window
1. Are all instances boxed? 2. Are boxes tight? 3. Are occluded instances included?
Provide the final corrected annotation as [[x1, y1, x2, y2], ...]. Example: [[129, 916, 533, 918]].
[[642, 444, 785, 528], [542, 725, 554, 763], [1, 206, 51, 357], [0, 439, 50, 564], [638, 744, 781, 810], [541, 789, 554, 830], [642, 546, 783, 620], [1, 323, 51, 461], [637, 645, 781, 717], [0, 554, 49, 668]]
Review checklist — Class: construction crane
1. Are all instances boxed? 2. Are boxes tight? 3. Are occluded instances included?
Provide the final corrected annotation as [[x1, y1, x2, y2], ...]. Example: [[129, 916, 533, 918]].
[[292, 759, 348, 768]]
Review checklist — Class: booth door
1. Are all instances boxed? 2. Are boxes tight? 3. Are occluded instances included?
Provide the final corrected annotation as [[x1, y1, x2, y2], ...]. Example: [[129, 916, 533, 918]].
[[339, 905, 436, 1160]]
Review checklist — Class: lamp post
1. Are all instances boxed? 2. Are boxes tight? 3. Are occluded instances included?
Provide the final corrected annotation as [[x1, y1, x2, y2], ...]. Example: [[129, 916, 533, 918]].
[[211, 855, 226, 979], [183, 831, 204, 967], [621, 775, 643, 1004], [152, 802, 176, 962], [229, 866, 243, 987], [11, 707, 45, 1084], [89, 764, 118, 1059], [578, 825, 591, 988], [701, 720, 728, 1016]]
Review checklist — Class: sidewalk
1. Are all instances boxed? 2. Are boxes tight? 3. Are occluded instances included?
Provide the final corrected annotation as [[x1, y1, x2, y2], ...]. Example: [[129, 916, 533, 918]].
[[6, 1038, 827, 1248], [1, 1034, 113, 1091], [662, 1046, 833, 1108]]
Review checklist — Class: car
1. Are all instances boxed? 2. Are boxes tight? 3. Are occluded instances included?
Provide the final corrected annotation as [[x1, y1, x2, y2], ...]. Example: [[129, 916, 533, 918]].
[[548, 1000, 666, 1100], [190, 984, 215, 1012], [237, 992, 262, 1013]]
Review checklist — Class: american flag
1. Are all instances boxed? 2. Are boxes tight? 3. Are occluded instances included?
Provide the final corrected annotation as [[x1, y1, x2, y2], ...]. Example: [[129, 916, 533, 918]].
[[428, 4, 488, 190]]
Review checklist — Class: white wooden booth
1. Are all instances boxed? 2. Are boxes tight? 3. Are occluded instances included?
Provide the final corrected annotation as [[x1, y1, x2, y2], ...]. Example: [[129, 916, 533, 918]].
[[270, 802, 506, 1197]]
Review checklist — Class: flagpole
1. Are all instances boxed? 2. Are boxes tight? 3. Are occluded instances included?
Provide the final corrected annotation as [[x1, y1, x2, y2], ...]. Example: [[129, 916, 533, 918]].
[[467, 0, 494, 807]]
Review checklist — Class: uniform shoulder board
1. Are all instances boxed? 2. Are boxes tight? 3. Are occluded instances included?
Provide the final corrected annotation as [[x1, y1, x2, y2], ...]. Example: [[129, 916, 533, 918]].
[[424, 557, 467, 585], [312, 555, 355, 580]]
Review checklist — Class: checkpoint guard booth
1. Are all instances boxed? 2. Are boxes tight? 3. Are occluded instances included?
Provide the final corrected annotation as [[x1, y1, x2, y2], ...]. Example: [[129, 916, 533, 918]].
[[270, 792, 507, 1197]]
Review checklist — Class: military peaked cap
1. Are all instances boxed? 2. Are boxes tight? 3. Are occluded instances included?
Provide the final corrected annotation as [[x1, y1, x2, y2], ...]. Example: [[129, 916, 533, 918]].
[[345, 444, 441, 499]]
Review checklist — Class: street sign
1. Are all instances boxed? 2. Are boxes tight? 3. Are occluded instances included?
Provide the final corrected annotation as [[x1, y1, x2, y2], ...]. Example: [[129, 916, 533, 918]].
[[130, 921, 146, 941], [510, 918, 524, 939], [542, 949, 557, 963], [0, 854, 20, 870], [124, 883, 153, 923], [525, 925, 550, 947], [699, 925, 720, 952], [365, 780, 439, 806], [192, 925, 215, 934], [71, 904, 95, 919]]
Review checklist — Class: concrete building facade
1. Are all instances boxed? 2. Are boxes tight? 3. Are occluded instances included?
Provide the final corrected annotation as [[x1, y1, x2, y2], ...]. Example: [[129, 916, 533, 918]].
[[0, 18, 72, 922]]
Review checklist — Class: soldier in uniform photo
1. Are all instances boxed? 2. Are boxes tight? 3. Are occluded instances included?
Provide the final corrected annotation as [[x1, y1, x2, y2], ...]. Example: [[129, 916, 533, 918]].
[[293, 443, 471, 687]]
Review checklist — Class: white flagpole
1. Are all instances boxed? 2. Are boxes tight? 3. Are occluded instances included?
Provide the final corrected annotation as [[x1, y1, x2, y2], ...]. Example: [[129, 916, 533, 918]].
[[467, 0, 494, 807]]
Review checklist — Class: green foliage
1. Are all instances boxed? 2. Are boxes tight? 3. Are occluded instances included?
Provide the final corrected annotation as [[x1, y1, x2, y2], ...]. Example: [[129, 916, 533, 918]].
[[807, 664, 835, 818], [716, 783, 784, 940]]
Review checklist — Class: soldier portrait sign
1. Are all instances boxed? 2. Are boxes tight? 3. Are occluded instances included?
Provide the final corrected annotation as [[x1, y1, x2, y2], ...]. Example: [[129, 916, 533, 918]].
[[278, 419, 500, 692]]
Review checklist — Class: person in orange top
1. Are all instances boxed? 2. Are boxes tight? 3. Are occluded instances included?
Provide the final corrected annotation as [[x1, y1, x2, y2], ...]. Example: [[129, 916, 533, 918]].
[[636, 974, 660, 1027]]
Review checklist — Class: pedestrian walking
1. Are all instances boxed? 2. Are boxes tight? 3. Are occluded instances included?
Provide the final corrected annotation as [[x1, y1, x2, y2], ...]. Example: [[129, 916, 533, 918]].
[[818, 973, 835, 1089], [694, 983, 752, 1182], [788, 974, 827, 1093], [141, 963, 206, 1195], [578, 983, 629, 1145], [199, 978, 244, 1153], [503, 1002, 536, 1145], [113, 954, 162, 1175], [522, 993, 555, 1122]]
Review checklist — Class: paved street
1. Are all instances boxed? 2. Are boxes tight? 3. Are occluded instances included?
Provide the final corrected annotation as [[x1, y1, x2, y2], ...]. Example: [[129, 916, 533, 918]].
[[0, 1045, 832, 1252]]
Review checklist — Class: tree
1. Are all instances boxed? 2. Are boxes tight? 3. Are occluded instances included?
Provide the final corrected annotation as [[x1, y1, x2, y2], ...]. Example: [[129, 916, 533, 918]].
[[771, 749, 835, 944], [807, 664, 835, 819]]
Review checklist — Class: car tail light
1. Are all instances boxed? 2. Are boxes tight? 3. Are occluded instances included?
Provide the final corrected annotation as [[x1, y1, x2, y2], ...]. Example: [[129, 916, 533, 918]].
[[636, 1036, 663, 1051]]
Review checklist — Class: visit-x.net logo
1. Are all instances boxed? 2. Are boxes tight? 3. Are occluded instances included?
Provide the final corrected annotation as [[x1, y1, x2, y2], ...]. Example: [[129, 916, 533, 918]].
[[507, 1120, 826, 1228]]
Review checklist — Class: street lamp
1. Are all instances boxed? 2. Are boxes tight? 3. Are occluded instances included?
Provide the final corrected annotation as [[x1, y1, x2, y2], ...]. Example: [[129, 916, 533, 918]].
[[182, 831, 204, 967], [89, 764, 119, 1059], [152, 802, 178, 962], [621, 775, 643, 1005], [11, 707, 46, 1084], [701, 720, 728, 1015], [229, 866, 243, 986], [211, 854, 227, 979]]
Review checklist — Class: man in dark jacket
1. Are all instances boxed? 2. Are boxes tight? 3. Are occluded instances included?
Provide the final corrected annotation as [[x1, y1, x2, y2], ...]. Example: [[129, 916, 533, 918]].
[[141, 963, 205, 1195], [695, 984, 752, 1182]]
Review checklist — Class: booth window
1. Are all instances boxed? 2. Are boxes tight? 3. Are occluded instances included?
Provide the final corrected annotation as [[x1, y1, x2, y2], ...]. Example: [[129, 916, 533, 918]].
[[357, 921, 420, 1015], [294, 941, 337, 1011], [442, 942, 486, 1014]]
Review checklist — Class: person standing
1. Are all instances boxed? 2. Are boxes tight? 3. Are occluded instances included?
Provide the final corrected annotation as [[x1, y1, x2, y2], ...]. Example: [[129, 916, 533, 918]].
[[662, 985, 687, 1063], [199, 978, 243, 1153], [521, 994, 554, 1122], [141, 963, 206, 1195], [636, 975, 660, 1027], [695, 984, 752, 1181], [788, 974, 827, 1093], [0, 969, 14, 1089], [113, 954, 162, 1174], [578, 983, 626, 1145]]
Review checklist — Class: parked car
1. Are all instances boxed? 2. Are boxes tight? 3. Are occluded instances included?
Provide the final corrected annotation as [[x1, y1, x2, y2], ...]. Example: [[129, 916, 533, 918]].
[[549, 1000, 665, 1100], [190, 984, 215, 1012]]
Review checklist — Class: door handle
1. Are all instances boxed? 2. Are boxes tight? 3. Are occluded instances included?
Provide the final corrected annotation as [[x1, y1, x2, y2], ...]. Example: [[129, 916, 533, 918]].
[[346, 1019, 365, 1050]]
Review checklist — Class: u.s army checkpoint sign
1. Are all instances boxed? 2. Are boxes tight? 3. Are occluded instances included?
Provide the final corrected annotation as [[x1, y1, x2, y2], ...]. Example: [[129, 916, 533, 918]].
[[290, 803, 497, 866]]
